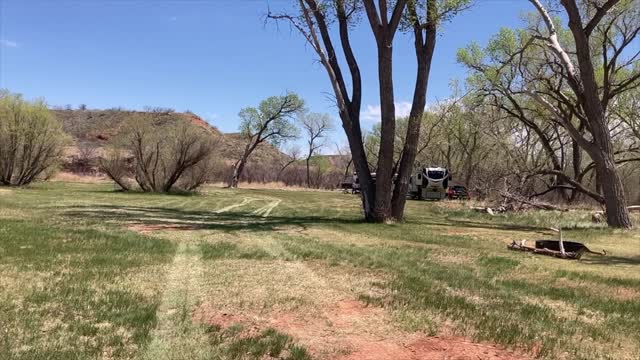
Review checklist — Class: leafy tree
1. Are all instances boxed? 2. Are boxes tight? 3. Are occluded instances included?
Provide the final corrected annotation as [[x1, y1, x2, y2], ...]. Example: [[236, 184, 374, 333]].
[[0, 91, 67, 186], [269, 0, 469, 222], [525, 0, 638, 228], [458, 0, 639, 227], [230, 93, 304, 188]]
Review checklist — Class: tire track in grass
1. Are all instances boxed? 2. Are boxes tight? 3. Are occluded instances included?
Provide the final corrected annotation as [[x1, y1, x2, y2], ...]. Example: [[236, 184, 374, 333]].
[[142, 242, 213, 360], [214, 198, 259, 214], [251, 199, 282, 217]]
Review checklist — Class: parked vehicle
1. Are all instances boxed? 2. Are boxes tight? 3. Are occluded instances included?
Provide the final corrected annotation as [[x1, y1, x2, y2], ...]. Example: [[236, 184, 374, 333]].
[[350, 172, 372, 194], [447, 185, 470, 200], [409, 166, 451, 200], [350, 172, 397, 194]]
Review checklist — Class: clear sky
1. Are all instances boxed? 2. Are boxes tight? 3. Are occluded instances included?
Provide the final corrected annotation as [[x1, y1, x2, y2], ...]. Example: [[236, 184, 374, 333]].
[[0, 0, 530, 137]]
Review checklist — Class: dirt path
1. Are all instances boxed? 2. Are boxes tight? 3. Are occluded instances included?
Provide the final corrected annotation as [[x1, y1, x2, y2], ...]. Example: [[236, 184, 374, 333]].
[[191, 233, 531, 360], [142, 242, 213, 360]]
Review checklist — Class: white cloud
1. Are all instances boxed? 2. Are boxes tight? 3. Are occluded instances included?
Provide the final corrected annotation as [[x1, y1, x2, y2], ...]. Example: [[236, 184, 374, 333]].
[[360, 101, 413, 122], [0, 39, 18, 48], [395, 101, 412, 118]]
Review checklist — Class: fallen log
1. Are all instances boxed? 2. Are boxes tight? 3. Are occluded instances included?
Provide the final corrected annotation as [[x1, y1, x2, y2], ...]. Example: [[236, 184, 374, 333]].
[[507, 241, 582, 260], [499, 191, 568, 212], [507, 239, 606, 260]]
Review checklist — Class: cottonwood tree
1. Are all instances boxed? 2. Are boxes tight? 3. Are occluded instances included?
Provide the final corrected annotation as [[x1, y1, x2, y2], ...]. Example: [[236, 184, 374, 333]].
[[458, 29, 604, 203], [229, 93, 304, 188], [269, 0, 469, 222], [300, 112, 333, 187], [0, 92, 67, 186], [524, 0, 639, 228], [459, 0, 639, 227]]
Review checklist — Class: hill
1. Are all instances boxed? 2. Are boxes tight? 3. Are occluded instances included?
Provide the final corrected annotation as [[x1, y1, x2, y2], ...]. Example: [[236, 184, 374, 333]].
[[52, 109, 289, 173]]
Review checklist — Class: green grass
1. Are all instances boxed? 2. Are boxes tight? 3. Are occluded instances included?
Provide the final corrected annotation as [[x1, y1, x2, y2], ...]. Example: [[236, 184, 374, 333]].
[[0, 181, 639, 359], [0, 218, 175, 359], [207, 326, 311, 360]]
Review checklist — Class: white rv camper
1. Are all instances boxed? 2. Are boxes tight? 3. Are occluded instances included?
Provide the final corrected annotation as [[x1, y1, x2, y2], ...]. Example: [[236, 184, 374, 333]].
[[409, 166, 451, 200]]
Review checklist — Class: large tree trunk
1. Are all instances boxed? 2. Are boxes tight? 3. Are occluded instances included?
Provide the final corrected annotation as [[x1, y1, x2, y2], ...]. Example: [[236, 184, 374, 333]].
[[373, 45, 396, 222], [592, 147, 632, 227], [230, 153, 248, 188], [391, 1, 437, 220], [560, 0, 632, 228], [569, 138, 582, 203], [348, 132, 376, 221], [229, 138, 257, 188], [392, 47, 431, 220]]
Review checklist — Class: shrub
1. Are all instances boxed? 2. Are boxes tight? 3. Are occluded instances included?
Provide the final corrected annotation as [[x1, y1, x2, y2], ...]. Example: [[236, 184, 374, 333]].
[[100, 113, 219, 192], [99, 147, 132, 190], [0, 91, 67, 186]]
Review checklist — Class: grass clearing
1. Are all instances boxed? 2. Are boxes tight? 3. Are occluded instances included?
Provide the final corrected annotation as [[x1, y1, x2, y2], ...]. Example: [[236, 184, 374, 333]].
[[0, 182, 639, 359]]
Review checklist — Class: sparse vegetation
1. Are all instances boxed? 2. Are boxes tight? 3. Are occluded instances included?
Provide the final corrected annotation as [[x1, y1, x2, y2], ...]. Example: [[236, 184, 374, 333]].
[[1, 182, 639, 359], [4, 1, 640, 359], [99, 113, 219, 193]]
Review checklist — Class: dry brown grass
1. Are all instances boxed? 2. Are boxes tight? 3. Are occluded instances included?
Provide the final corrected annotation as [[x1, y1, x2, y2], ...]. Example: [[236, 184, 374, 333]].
[[51, 172, 109, 183], [207, 181, 338, 192]]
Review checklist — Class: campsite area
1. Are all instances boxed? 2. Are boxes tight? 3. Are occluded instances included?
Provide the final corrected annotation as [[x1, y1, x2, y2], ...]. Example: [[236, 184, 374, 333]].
[[1, 181, 638, 360]]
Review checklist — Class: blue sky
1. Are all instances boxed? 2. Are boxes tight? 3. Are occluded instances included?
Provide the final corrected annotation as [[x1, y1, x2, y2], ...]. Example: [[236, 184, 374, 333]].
[[0, 0, 530, 138]]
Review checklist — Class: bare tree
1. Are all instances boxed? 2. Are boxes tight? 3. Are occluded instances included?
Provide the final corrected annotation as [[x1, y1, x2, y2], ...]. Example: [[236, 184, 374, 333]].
[[277, 145, 303, 181], [101, 114, 217, 193], [300, 113, 333, 187], [99, 147, 131, 191], [334, 141, 353, 183], [229, 93, 303, 188]]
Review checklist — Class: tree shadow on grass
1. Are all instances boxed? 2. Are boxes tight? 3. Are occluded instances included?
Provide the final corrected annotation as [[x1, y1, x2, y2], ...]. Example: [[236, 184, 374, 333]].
[[64, 204, 363, 233], [422, 218, 550, 235], [64, 203, 553, 237], [578, 254, 640, 266]]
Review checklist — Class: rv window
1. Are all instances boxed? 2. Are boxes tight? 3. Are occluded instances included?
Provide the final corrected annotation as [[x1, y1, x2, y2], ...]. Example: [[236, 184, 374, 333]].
[[427, 171, 445, 179]]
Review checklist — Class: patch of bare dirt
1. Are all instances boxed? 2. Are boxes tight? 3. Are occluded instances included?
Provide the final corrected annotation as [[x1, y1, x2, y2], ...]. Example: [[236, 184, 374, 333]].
[[192, 303, 248, 329], [612, 287, 640, 301], [193, 299, 531, 360]]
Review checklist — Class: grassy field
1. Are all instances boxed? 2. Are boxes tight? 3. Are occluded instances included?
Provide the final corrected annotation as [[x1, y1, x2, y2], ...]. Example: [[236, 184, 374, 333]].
[[0, 182, 639, 359]]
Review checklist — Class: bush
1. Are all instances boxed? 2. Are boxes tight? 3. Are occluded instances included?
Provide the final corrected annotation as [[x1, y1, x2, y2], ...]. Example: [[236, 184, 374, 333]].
[[0, 91, 67, 186], [100, 113, 219, 192]]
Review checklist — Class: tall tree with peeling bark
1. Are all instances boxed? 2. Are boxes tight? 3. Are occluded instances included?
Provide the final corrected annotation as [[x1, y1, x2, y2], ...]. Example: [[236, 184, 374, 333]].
[[229, 93, 304, 188], [525, 0, 639, 228], [268, 0, 469, 222]]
